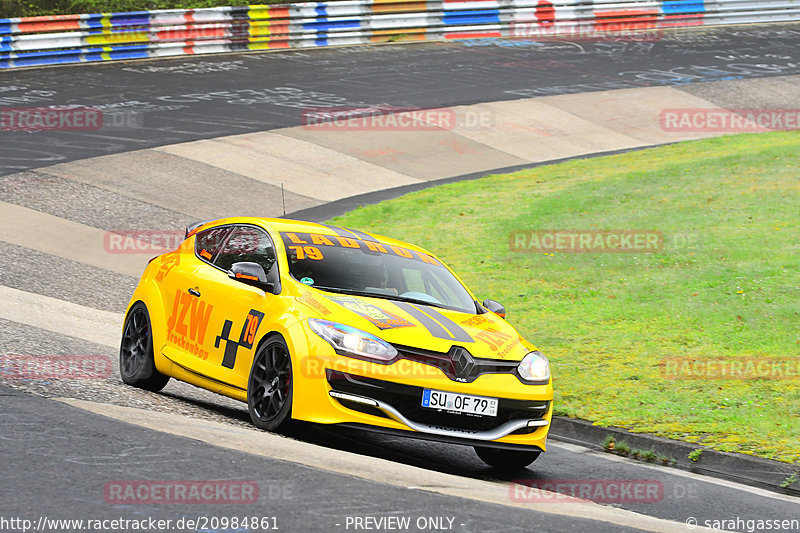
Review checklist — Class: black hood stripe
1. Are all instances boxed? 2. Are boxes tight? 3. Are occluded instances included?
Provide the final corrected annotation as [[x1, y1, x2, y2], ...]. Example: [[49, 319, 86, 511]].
[[393, 302, 474, 343]]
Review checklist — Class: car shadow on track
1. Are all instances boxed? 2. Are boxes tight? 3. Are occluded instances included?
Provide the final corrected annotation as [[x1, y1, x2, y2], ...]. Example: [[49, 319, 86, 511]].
[[158, 388, 534, 481]]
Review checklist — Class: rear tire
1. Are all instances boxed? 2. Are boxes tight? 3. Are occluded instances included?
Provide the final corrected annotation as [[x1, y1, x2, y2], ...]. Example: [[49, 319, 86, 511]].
[[119, 302, 170, 392], [474, 446, 541, 469], [248, 335, 293, 431]]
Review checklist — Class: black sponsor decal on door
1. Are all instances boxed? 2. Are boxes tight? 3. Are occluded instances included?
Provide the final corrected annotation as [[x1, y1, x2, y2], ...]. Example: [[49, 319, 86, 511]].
[[215, 309, 265, 369]]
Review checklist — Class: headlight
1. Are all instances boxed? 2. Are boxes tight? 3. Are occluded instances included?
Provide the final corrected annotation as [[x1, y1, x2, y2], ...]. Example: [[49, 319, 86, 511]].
[[308, 318, 397, 362], [518, 351, 550, 383]]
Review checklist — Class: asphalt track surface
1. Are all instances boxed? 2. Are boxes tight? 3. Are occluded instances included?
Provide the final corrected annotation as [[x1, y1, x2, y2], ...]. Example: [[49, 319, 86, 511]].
[[3, 24, 800, 176], [3, 385, 655, 533], [2, 23, 800, 533]]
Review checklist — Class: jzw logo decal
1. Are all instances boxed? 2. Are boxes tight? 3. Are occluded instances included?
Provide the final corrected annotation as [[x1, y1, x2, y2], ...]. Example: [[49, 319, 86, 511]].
[[167, 289, 213, 343], [474, 328, 512, 351], [215, 310, 265, 369]]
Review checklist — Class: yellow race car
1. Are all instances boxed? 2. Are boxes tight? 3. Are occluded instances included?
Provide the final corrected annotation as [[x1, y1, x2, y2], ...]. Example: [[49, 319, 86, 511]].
[[120, 217, 552, 468]]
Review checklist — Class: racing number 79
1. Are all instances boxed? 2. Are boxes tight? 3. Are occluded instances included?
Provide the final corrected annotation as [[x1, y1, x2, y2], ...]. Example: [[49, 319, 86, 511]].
[[289, 246, 323, 260], [244, 313, 259, 344]]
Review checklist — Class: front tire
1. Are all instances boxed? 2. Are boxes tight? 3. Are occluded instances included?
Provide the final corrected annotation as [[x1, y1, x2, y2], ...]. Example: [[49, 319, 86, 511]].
[[247, 335, 293, 431], [119, 302, 170, 392], [474, 446, 541, 469]]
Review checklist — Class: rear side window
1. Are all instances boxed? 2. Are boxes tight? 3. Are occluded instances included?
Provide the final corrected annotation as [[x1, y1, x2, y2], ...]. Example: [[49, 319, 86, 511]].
[[195, 226, 233, 263], [214, 226, 277, 275]]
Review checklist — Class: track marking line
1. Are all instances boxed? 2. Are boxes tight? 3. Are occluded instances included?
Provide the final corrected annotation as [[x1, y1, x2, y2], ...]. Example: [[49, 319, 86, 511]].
[[549, 441, 800, 503], [0, 201, 150, 278], [0, 285, 122, 348]]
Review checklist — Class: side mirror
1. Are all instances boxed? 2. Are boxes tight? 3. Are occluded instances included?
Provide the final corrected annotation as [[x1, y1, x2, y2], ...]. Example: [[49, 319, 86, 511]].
[[229, 262, 274, 293], [482, 299, 506, 319]]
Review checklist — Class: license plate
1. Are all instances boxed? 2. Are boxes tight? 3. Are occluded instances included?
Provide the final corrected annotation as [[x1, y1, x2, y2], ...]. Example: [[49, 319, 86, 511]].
[[421, 389, 498, 417]]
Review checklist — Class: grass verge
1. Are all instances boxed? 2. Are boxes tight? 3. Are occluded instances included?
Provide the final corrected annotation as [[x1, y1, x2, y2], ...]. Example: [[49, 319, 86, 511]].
[[331, 132, 800, 463]]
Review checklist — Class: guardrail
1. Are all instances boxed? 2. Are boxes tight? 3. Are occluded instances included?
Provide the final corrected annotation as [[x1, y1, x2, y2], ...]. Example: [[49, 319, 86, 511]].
[[2, 0, 800, 69]]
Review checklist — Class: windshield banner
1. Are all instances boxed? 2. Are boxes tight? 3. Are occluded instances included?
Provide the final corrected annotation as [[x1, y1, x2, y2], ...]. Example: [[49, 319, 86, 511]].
[[280, 232, 441, 266]]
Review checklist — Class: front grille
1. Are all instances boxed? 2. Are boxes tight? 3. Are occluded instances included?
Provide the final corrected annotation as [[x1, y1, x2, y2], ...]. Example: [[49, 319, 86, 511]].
[[393, 343, 522, 384], [327, 370, 549, 433]]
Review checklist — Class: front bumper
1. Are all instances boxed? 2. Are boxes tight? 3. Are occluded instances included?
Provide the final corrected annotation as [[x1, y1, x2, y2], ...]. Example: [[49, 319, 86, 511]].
[[327, 370, 550, 447], [287, 322, 553, 450]]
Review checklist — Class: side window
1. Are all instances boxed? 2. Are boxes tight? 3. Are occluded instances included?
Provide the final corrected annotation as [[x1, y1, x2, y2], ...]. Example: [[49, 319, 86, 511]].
[[195, 226, 232, 263], [214, 226, 277, 275]]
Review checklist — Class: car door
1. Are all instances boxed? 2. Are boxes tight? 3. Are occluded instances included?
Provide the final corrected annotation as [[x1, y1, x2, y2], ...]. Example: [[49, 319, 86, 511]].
[[160, 225, 232, 370], [192, 224, 279, 391]]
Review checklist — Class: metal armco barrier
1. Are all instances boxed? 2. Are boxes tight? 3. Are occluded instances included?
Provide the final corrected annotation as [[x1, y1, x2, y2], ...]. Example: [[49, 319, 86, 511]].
[[2, 0, 800, 69]]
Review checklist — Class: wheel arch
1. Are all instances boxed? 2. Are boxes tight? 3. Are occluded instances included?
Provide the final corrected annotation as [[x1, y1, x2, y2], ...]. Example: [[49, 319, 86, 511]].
[[253, 329, 287, 353], [251, 316, 308, 367], [124, 278, 170, 374], [247, 327, 295, 429]]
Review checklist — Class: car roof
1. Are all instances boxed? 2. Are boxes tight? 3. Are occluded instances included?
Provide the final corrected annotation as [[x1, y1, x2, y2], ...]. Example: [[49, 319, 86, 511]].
[[191, 217, 434, 255]]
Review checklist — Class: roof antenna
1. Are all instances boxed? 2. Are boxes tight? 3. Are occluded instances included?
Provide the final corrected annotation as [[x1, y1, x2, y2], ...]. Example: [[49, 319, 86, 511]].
[[281, 183, 286, 217]]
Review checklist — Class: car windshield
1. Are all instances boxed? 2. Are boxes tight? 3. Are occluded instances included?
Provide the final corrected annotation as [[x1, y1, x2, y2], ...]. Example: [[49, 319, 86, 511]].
[[280, 231, 477, 314]]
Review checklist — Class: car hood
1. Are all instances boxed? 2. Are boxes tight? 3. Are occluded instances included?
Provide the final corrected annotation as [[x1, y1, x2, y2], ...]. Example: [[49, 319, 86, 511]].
[[297, 289, 531, 361]]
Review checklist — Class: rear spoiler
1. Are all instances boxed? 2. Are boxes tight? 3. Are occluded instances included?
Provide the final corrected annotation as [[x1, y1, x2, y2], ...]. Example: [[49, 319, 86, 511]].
[[185, 219, 218, 239]]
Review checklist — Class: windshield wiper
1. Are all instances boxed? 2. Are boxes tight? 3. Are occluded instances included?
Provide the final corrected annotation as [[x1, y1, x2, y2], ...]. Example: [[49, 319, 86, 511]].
[[378, 293, 449, 310], [311, 286, 374, 298], [311, 286, 451, 310]]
